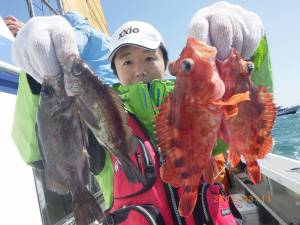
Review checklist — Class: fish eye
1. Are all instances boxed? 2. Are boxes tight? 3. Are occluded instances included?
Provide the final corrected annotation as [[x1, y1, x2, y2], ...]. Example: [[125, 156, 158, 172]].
[[247, 62, 254, 74], [181, 58, 194, 73], [71, 62, 84, 76]]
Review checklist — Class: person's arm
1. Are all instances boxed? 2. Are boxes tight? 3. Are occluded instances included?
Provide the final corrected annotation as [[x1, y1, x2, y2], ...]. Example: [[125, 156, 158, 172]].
[[64, 11, 116, 85], [188, 1, 265, 61], [11, 12, 115, 85], [12, 15, 79, 84]]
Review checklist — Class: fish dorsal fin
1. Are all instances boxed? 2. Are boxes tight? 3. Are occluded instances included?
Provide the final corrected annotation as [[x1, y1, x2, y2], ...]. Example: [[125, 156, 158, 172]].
[[255, 86, 276, 159], [156, 94, 176, 153], [156, 93, 185, 187]]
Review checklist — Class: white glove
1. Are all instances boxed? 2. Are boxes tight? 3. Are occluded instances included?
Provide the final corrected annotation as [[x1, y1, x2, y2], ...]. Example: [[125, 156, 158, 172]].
[[12, 16, 79, 83], [188, 1, 265, 60]]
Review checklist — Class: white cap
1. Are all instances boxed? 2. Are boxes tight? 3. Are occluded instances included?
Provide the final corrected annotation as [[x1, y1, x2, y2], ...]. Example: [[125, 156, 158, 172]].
[[108, 21, 164, 61]]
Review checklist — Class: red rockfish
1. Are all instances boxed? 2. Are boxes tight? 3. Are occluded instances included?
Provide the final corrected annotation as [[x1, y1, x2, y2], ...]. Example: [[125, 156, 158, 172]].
[[156, 38, 249, 217], [217, 48, 276, 184]]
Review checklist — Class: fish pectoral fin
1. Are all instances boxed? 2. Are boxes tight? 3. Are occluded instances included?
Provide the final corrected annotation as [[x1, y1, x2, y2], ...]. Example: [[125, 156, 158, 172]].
[[213, 91, 250, 119], [213, 91, 250, 106]]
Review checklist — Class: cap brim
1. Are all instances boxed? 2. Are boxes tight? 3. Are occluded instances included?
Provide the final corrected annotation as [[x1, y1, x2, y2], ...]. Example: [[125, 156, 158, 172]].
[[108, 39, 161, 61]]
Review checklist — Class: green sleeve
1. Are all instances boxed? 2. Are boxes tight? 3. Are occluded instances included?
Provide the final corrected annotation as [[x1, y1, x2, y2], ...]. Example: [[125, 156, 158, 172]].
[[95, 151, 114, 210], [251, 36, 273, 93], [11, 71, 42, 164]]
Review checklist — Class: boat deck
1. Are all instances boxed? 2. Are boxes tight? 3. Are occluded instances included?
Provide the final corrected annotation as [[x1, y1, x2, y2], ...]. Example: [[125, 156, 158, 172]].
[[229, 153, 300, 225]]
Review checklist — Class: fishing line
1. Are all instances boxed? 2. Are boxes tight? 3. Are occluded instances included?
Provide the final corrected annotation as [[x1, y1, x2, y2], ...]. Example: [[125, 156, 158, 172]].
[[214, 166, 225, 180]]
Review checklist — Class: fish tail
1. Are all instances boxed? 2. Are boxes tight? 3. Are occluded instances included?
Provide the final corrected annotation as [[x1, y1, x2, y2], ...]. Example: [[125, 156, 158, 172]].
[[179, 182, 199, 217], [256, 86, 276, 159], [73, 188, 103, 225], [120, 156, 145, 184], [203, 157, 218, 184], [245, 156, 261, 184], [229, 148, 241, 167]]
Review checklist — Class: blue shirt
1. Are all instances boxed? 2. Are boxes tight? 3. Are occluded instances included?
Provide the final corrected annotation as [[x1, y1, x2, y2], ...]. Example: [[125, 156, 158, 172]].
[[64, 11, 118, 85]]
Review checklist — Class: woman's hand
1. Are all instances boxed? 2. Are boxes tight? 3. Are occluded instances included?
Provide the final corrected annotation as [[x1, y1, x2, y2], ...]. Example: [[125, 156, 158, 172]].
[[188, 2, 265, 60], [11, 16, 79, 83], [4, 16, 24, 36]]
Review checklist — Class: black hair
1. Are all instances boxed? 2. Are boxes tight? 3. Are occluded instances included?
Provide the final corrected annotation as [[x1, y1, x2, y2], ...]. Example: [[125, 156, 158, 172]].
[[111, 43, 169, 77]]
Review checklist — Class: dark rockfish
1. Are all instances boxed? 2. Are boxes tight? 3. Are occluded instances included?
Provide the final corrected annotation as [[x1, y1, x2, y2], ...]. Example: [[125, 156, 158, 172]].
[[156, 38, 249, 217], [217, 48, 276, 184], [36, 75, 103, 225], [63, 56, 144, 184]]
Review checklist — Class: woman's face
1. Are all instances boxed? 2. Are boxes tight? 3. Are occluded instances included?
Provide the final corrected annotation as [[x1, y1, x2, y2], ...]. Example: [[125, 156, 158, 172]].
[[114, 45, 165, 86]]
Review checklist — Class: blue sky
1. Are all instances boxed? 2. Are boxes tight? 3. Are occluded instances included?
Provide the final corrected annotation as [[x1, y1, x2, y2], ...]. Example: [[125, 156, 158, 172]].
[[1, 0, 300, 107]]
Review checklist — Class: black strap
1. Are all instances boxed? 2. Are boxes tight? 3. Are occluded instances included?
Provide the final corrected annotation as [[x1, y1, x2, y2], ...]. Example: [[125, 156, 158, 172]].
[[115, 136, 156, 199], [156, 150, 186, 225], [193, 182, 212, 225], [102, 204, 165, 225]]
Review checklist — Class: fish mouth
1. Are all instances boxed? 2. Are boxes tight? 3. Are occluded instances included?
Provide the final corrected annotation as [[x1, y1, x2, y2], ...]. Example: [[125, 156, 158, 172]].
[[168, 61, 177, 76]]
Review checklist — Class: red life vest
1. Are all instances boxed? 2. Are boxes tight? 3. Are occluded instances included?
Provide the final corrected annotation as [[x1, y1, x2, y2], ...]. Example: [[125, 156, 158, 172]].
[[104, 115, 241, 225]]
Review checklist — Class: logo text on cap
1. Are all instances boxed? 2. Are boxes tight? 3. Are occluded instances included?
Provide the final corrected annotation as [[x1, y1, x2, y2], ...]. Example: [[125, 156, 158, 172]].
[[118, 27, 140, 39]]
